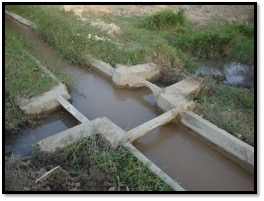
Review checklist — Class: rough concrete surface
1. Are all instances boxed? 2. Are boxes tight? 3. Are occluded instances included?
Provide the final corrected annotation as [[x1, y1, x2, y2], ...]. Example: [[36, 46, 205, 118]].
[[17, 83, 71, 115], [37, 117, 127, 152], [128, 75, 162, 97], [37, 122, 94, 152], [127, 108, 179, 142], [112, 63, 160, 88], [87, 55, 114, 78]]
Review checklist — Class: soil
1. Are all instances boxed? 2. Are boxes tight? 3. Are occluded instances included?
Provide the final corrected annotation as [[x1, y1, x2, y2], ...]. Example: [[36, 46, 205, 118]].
[[5, 148, 116, 192], [64, 5, 254, 28]]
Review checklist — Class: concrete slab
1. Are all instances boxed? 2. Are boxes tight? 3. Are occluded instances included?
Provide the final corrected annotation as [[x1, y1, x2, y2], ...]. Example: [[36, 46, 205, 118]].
[[164, 78, 202, 97], [57, 95, 89, 123], [37, 117, 127, 152], [127, 108, 179, 142], [93, 117, 127, 148], [17, 83, 71, 115], [181, 111, 254, 174], [37, 121, 95, 152], [157, 92, 195, 112], [128, 63, 160, 81], [156, 78, 201, 112], [112, 63, 160, 88]]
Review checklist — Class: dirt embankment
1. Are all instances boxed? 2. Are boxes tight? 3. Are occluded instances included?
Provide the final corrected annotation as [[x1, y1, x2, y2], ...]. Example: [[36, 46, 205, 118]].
[[5, 149, 115, 192], [64, 5, 254, 27]]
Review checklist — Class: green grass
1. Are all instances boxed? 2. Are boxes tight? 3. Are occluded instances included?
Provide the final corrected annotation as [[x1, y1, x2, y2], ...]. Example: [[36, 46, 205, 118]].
[[140, 9, 186, 30], [169, 22, 254, 64], [5, 5, 148, 67], [5, 24, 58, 133], [191, 77, 254, 146], [64, 135, 173, 191], [5, 5, 192, 69]]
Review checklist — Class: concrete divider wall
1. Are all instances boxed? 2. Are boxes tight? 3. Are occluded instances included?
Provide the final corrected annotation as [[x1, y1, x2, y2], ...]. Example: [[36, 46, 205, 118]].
[[181, 111, 254, 174]]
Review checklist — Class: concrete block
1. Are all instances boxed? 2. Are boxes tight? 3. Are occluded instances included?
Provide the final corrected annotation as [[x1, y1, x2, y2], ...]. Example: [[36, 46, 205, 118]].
[[17, 83, 71, 115], [37, 122, 95, 152], [128, 63, 160, 81], [164, 78, 202, 97], [112, 66, 130, 87], [127, 108, 179, 142], [94, 117, 127, 148], [157, 93, 195, 112], [181, 111, 254, 174], [37, 117, 127, 152]]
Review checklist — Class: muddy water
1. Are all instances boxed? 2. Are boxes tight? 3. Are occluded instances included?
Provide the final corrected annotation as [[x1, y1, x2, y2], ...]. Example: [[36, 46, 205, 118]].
[[195, 59, 254, 88], [5, 15, 254, 191], [5, 110, 79, 156]]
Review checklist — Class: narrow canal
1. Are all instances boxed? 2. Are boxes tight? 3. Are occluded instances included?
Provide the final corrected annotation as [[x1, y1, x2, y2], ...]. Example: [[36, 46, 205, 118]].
[[5, 14, 254, 191]]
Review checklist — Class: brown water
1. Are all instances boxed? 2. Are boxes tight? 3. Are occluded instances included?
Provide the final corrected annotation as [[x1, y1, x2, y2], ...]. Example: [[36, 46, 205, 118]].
[[5, 15, 254, 191]]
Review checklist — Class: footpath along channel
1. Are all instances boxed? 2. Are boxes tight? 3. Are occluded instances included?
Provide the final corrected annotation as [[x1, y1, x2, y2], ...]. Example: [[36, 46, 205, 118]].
[[5, 11, 254, 191]]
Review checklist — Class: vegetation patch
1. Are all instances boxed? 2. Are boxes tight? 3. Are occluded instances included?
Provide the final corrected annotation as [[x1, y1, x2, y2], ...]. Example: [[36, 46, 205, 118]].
[[5, 24, 57, 133], [65, 135, 173, 191], [140, 9, 186, 30], [191, 77, 254, 146], [169, 22, 254, 64], [5, 136, 172, 191]]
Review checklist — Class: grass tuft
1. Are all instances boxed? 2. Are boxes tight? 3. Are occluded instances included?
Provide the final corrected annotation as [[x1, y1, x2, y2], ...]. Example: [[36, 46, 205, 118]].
[[141, 9, 186, 30], [5, 24, 58, 133], [191, 77, 254, 145], [65, 135, 173, 191], [170, 22, 254, 64]]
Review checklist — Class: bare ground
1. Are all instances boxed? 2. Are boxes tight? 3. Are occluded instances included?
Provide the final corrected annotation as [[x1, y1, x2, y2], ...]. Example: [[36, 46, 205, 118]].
[[63, 5, 254, 27], [5, 148, 115, 192]]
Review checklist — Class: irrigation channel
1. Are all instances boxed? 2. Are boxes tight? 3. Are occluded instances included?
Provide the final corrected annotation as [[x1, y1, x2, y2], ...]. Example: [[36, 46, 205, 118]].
[[5, 15, 254, 191]]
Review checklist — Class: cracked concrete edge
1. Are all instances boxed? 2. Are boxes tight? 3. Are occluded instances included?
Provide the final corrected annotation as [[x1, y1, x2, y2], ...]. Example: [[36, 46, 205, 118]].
[[180, 111, 254, 175]]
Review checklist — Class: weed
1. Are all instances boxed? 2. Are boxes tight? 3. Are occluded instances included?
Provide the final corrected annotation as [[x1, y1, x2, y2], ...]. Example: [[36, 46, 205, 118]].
[[5, 24, 58, 134], [65, 135, 172, 191], [191, 77, 254, 145], [170, 22, 254, 64], [141, 9, 186, 30]]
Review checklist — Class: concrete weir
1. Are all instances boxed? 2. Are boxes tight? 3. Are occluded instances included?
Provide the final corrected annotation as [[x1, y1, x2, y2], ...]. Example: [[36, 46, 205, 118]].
[[37, 96, 186, 191], [7, 10, 254, 190]]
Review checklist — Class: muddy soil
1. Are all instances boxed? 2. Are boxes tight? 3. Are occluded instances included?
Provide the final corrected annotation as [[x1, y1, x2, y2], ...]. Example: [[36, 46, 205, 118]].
[[5, 148, 116, 192]]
